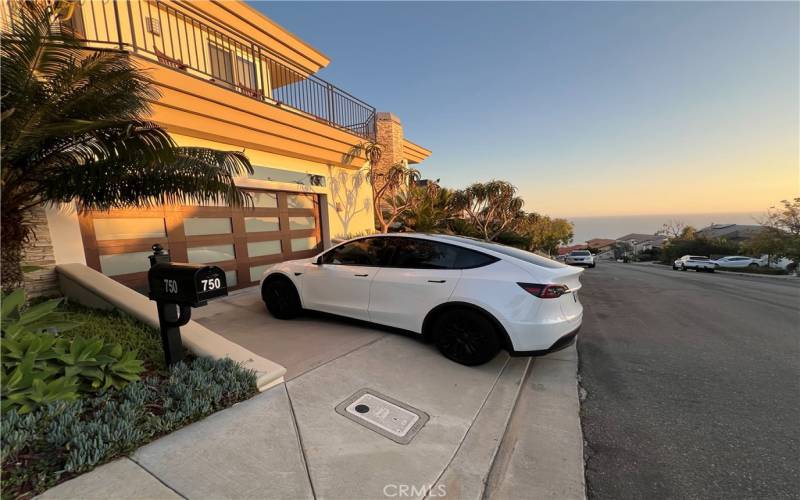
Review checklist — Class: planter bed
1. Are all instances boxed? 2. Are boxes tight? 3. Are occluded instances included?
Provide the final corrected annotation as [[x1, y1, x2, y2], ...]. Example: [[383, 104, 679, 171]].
[[1, 302, 258, 499]]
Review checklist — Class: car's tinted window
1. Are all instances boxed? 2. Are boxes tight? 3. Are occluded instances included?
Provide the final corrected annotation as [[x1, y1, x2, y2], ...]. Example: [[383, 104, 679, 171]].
[[438, 235, 565, 269], [322, 238, 388, 266], [386, 238, 498, 270], [389, 238, 458, 269], [454, 247, 498, 269], [571, 250, 591, 256]]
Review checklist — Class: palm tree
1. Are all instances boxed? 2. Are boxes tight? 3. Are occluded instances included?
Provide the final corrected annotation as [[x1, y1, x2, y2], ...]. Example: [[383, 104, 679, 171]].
[[1, 3, 253, 291], [395, 184, 455, 233]]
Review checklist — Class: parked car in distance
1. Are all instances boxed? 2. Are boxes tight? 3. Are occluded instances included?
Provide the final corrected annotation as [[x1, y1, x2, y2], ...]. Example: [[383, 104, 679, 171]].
[[565, 250, 596, 268], [712, 256, 765, 269], [673, 255, 715, 272], [260, 234, 583, 366]]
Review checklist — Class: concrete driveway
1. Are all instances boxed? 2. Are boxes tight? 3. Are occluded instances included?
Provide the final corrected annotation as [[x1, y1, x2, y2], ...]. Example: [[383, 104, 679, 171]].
[[192, 288, 387, 380]]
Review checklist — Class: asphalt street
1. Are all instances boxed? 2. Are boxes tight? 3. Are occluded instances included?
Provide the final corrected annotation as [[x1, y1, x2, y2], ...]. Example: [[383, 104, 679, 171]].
[[577, 262, 799, 499]]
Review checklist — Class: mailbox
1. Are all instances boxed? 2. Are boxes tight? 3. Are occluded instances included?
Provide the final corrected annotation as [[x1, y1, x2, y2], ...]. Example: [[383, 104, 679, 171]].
[[146, 245, 229, 367], [148, 262, 228, 307]]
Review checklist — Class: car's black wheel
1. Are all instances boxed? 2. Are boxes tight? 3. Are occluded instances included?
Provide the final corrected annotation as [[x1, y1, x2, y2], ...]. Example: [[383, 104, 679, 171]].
[[672, 265, 678, 270], [708, 268, 715, 273], [681, 266, 687, 271], [262, 277, 302, 319], [695, 267, 702, 272], [749, 262, 758, 268], [432, 308, 500, 366], [590, 263, 596, 268]]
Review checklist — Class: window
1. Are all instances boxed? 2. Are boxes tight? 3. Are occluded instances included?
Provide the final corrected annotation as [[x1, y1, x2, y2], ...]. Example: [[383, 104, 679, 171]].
[[387, 239, 458, 269], [183, 217, 232, 236], [287, 194, 315, 209], [99, 251, 154, 276], [289, 216, 315, 230], [454, 248, 499, 269], [187, 244, 235, 263], [322, 238, 388, 266], [208, 43, 234, 84], [235, 55, 257, 91], [291, 237, 317, 252], [93, 218, 166, 240], [439, 235, 563, 269], [247, 240, 281, 257], [245, 217, 280, 232]]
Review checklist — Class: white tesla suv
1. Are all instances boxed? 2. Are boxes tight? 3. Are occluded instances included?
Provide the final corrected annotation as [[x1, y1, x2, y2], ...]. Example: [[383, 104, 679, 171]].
[[259, 234, 583, 366]]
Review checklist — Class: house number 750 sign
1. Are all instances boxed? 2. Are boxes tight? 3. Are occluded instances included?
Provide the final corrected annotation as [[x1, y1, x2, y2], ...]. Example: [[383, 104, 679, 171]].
[[163, 278, 179, 294], [201, 278, 222, 291]]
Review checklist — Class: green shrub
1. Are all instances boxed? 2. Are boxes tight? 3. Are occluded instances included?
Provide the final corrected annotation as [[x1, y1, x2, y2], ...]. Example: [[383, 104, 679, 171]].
[[59, 301, 165, 370], [1, 289, 80, 336], [1, 331, 146, 414], [1, 358, 258, 497]]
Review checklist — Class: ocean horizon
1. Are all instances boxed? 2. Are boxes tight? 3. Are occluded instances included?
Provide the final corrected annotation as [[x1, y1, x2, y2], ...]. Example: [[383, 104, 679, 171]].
[[563, 211, 765, 245]]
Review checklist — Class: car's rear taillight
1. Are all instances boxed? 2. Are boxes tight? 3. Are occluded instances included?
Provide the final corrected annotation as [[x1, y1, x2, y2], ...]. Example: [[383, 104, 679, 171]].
[[517, 282, 569, 299]]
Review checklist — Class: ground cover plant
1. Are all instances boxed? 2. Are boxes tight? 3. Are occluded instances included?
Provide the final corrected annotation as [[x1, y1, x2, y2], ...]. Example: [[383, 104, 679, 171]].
[[1, 292, 259, 498]]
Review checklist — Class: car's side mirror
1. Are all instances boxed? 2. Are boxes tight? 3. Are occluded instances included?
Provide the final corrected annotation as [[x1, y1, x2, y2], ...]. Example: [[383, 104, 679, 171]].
[[312, 256, 323, 265]]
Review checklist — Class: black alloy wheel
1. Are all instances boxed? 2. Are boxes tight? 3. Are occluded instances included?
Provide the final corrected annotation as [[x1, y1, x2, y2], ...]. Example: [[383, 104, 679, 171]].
[[262, 278, 302, 319], [432, 308, 500, 366]]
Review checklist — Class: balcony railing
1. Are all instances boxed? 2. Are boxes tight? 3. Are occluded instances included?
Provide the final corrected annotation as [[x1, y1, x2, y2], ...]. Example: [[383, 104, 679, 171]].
[[1, 0, 376, 140]]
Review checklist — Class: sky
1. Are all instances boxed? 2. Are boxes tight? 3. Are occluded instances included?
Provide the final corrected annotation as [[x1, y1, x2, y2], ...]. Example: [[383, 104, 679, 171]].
[[253, 1, 799, 224]]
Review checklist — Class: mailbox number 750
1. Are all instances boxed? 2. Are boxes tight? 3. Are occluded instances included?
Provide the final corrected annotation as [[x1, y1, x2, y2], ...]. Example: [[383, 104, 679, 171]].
[[201, 278, 222, 291], [163, 279, 178, 294]]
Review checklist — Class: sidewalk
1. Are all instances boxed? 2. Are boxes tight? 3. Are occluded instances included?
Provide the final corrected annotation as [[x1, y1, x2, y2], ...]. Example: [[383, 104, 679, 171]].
[[39, 336, 586, 500]]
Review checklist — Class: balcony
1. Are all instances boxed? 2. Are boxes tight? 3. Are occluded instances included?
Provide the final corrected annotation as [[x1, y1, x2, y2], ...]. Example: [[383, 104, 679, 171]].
[[1, 0, 376, 140]]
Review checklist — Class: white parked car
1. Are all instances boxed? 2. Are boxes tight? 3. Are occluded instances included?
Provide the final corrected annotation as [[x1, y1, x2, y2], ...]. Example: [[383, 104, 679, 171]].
[[712, 256, 764, 269], [260, 234, 583, 365], [673, 255, 715, 272], [565, 250, 596, 268]]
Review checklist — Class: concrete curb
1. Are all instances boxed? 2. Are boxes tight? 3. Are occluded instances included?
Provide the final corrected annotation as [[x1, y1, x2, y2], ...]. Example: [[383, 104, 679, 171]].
[[484, 344, 586, 499], [431, 357, 531, 500], [56, 263, 286, 391]]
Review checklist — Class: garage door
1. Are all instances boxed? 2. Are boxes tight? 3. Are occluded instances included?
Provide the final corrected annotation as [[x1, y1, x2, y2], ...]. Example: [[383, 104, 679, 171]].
[[78, 190, 322, 292]]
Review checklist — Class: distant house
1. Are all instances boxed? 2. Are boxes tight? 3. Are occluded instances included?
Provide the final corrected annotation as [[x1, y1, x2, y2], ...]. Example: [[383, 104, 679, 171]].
[[557, 244, 588, 256], [586, 238, 616, 253], [615, 233, 668, 254], [696, 224, 764, 242]]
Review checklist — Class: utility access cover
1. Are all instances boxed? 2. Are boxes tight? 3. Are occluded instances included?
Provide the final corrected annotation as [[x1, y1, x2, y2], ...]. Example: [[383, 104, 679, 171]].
[[335, 389, 429, 445]]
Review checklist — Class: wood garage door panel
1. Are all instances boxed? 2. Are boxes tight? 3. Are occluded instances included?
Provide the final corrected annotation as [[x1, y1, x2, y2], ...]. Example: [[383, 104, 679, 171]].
[[78, 190, 322, 291]]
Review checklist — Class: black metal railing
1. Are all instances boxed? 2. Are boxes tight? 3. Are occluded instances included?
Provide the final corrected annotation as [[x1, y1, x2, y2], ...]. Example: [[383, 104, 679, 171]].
[[0, 0, 376, 140]]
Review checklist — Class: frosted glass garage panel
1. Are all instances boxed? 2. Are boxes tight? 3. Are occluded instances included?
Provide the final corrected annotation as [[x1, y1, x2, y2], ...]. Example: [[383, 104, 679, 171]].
[[287, 193, 315, 209], [251, 192, 278, 208], [183, 217, 231, 236], [291, 236, 317, 252], [187, 244, 235, 263], [245, 217, 280, 232], [249, 264, 271, 282], [99, 251, 153, 276], [93, 218, 166, 241], [289, 216, 315, 230], [225, 270, 238, 287], [247, 240, 282, 257]]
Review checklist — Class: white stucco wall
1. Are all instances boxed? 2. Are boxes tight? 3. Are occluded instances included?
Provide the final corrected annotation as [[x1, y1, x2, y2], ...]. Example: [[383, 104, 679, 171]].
[[45, 203, 86, 265]]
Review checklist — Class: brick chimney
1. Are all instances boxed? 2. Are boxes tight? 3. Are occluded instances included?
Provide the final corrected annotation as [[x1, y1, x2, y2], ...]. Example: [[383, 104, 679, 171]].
[[374, 112, 405, 176]]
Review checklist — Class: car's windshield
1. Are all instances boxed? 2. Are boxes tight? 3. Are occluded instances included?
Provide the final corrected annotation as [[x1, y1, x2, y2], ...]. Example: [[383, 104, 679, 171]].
[[690, 256, 709, 260], [437, 235, 565, 268], [571, 250, 591, 256]]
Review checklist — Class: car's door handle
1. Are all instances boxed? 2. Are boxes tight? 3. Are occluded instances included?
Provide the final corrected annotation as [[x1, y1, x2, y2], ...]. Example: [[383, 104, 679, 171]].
[[354, 273, 369, 277], [427, 279, 446, 283]]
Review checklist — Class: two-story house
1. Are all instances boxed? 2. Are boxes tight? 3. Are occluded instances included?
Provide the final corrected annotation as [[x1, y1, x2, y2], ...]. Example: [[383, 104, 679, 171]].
[[3, 0, 430, 293]]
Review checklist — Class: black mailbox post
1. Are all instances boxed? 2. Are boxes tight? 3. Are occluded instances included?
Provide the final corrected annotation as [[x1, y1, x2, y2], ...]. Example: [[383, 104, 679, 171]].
[[147, 244, 228, 366]]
